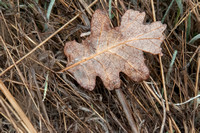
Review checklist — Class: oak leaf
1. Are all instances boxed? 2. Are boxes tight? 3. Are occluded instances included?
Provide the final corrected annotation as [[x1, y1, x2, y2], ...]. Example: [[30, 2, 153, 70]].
[[64, 9, 166, 90]]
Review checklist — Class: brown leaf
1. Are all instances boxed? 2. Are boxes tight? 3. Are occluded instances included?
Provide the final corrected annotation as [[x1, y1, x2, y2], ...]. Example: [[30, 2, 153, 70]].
[[63, 9, 166, 90]]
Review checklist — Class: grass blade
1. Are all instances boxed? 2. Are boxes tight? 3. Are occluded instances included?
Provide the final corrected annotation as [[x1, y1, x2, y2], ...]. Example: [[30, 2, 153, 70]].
[[161, 0, 175, 23], [166, 50, 177, 86], [109, 0, 112, 19], [175, 0, 183, 15], [45, 0, 55, 31], [189, 34, 200, 44], [186, 12, 191, 42], [46, 0, 55, 21]]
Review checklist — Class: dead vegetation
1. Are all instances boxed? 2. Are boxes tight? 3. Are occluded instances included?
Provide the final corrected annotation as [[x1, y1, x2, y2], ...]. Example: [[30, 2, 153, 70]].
[[0, 0, 199, 132]]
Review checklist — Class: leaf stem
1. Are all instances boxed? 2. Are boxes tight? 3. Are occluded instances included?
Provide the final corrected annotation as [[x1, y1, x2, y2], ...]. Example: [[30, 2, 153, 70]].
[[115, 88, 138, 133]]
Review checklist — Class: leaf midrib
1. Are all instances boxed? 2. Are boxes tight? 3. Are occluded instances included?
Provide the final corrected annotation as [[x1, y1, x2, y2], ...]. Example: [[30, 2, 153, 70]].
[[60, 26, 163, 72]]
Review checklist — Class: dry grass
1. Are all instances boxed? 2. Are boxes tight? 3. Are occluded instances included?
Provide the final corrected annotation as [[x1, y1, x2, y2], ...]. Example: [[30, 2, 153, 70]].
[[0, 0, 199, 132]]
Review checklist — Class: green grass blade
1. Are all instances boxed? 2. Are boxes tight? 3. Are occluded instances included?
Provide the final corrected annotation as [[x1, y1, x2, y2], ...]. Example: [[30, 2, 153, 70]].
[[34, 0, 39, 3], [174, 9, 180, 25], [161, 0, 175, 23], [188, 34, 200, 44], [186, 12, 191, 42], [109, 0, 112, 19], [45, 0, 55, 31], [131, 0, 137, 6], [47, 0, 55, 21], [0, 1, 9, 9], [175, 0, 183, 15], [166, 50, 177, 87]]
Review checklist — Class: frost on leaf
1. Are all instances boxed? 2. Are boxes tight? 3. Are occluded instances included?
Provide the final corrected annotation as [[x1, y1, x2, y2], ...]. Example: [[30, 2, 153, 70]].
[[64, 9, 166, 90]]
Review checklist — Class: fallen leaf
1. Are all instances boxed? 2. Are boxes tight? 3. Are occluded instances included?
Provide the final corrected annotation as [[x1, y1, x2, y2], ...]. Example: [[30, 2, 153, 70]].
[[63, 9, 166, 90]]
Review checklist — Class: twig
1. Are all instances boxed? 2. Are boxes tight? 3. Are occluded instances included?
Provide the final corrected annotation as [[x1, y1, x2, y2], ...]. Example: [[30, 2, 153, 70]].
[[0, 80, 37, 133], [0, 13, 80, 77], [160, 98, 166, 133], [151, 83, 200, 106], [182, 45, 200, 70], [166, 50, 177, 87], [159, 55, 173, 132], [194, 50, 200, 108], [115, 88, 138, 133]]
